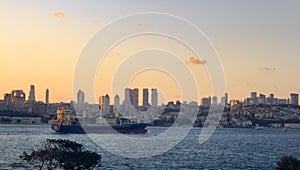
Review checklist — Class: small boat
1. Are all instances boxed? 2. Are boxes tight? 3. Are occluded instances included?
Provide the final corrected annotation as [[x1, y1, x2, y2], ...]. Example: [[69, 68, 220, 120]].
[[254, 126, 266, 130], [51, 108, 148, 134]]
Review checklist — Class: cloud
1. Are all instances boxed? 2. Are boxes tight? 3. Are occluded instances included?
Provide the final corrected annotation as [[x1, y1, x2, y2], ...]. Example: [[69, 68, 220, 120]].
[[187, 57, 206, 64], [52, 11, 64, 18], [261, 67, 276, 71]]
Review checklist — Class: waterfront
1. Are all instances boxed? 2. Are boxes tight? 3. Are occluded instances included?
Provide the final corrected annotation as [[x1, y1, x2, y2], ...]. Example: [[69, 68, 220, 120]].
[[0, 125, 299, 169]]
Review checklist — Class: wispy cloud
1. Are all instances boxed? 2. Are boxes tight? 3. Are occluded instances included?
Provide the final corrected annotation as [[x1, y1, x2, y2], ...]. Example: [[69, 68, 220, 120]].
[[187, 57, 206, 65], [52, 11, 64, 18], [261, 67, 276, 71]]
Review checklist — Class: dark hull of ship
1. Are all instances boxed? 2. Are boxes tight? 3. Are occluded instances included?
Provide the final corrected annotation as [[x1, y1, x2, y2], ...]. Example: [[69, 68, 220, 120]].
[[51, 123, 148, 134]]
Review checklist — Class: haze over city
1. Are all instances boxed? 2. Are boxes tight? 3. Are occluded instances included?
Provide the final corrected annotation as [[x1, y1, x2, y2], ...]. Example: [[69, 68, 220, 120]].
[[1, 1, 300, 103]]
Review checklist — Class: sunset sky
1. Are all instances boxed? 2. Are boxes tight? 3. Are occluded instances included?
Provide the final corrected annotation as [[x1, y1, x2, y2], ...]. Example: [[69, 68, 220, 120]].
[[1, 0, 300, 103]]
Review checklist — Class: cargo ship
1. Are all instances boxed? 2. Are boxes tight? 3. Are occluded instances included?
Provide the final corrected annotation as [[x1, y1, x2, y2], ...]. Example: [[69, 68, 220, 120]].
[[51, 108, 148, 134]]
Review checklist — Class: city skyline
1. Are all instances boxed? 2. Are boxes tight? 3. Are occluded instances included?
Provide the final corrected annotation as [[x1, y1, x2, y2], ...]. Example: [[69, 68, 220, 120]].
[[1, 1, 300, 102], [2, 84, 299, 106]]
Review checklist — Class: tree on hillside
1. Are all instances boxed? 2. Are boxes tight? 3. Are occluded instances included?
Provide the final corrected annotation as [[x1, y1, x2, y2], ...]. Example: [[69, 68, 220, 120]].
[[276, 155, 300, 170], [20, 139, 101, 170]]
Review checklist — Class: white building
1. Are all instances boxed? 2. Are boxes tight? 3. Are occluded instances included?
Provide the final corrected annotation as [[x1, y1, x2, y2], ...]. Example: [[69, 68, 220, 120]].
[[77, 90, 85, 104], [99, 94, 110, 116], [151, 89, 158, 106]]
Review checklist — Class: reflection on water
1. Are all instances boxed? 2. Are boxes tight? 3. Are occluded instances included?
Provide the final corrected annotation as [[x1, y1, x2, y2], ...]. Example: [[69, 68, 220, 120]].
[[0, 124, 299, 169]]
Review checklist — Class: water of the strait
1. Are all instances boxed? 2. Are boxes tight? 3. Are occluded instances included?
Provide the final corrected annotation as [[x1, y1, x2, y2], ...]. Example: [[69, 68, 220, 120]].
[[0, 125, 299, 170]]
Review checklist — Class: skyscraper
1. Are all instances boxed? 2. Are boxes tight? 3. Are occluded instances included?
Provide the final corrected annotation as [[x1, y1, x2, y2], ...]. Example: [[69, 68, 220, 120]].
[[114, 94, 120, 109], [142, 88, 149, 107], [124, 88, 139, 108], [290, 93, 299, 105], [250, 92, 257, 104], [114, 95, 120, 107], [11, 90, 26, 111], [224, 92, 228, 105], [28, 85, 35, 102], [151, 88, 158, 106], [114, 95, 120, 116], [131, 88, 139, 108], [99, 94, 110, 116], [45, 89, 49, 104], [212, 96, 218, 105], [124, 88, 132, 104], [201, 97, 211, 107], [4, 93, 12, 110], [104, 94, 110, 115], [258, 94, 266, 104], [221, 96, 226, 105], [124, 88, 132, 113], [77, 90, 85, 104], [269, 93, 275, 105]]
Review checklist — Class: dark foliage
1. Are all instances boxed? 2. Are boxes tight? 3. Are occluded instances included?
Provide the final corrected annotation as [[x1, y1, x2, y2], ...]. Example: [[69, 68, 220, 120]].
[[276, 155, 300, 170], [20, 139, 101, 170]]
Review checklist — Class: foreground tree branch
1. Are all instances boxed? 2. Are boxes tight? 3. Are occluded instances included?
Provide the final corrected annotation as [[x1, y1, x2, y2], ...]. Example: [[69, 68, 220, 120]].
[[20, 139, 101, 170]]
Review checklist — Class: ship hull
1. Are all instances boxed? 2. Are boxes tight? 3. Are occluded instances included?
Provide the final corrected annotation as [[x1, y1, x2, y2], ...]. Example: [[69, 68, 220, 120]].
[[51, 123, 148, 134]]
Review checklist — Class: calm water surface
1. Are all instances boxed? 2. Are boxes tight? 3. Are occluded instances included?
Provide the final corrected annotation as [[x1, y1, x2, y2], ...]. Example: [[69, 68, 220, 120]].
[[0, 124, 299, 169]]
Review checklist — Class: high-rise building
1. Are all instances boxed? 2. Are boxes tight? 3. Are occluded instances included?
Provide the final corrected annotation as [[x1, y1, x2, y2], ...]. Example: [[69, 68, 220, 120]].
[[201, 97, 211, 107], [77, 90, 85, 104], [151, 89, 158, 106], [269, 93, 275, 105], [114, 95, 120, 107], [104, 94, 110, 115], [113, 95, 120, 117], [290, 93, 299, 105], [11, 90, 26, 111], [124, 88, 139, 108], [250, 92, 257, 104], [258, 94, 266, 104], [99, 94, 110, 116], [224, 92, 228, 105], [99, 96, 105, 108], [221, 96, 226, 105], [212, 96, 217, 105], [142, 88, 149, 107], [28, 85, 35, 102], [131, 88, 139, 108], [45, 89, 49, 104], [4, 93, 12, 110], [124, 88, 132, 113], [124, 88, 132, 104]]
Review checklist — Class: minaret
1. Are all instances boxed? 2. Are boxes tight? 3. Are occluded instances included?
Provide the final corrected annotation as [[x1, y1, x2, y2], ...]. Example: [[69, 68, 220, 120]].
[[45, 89, 49, 104]]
